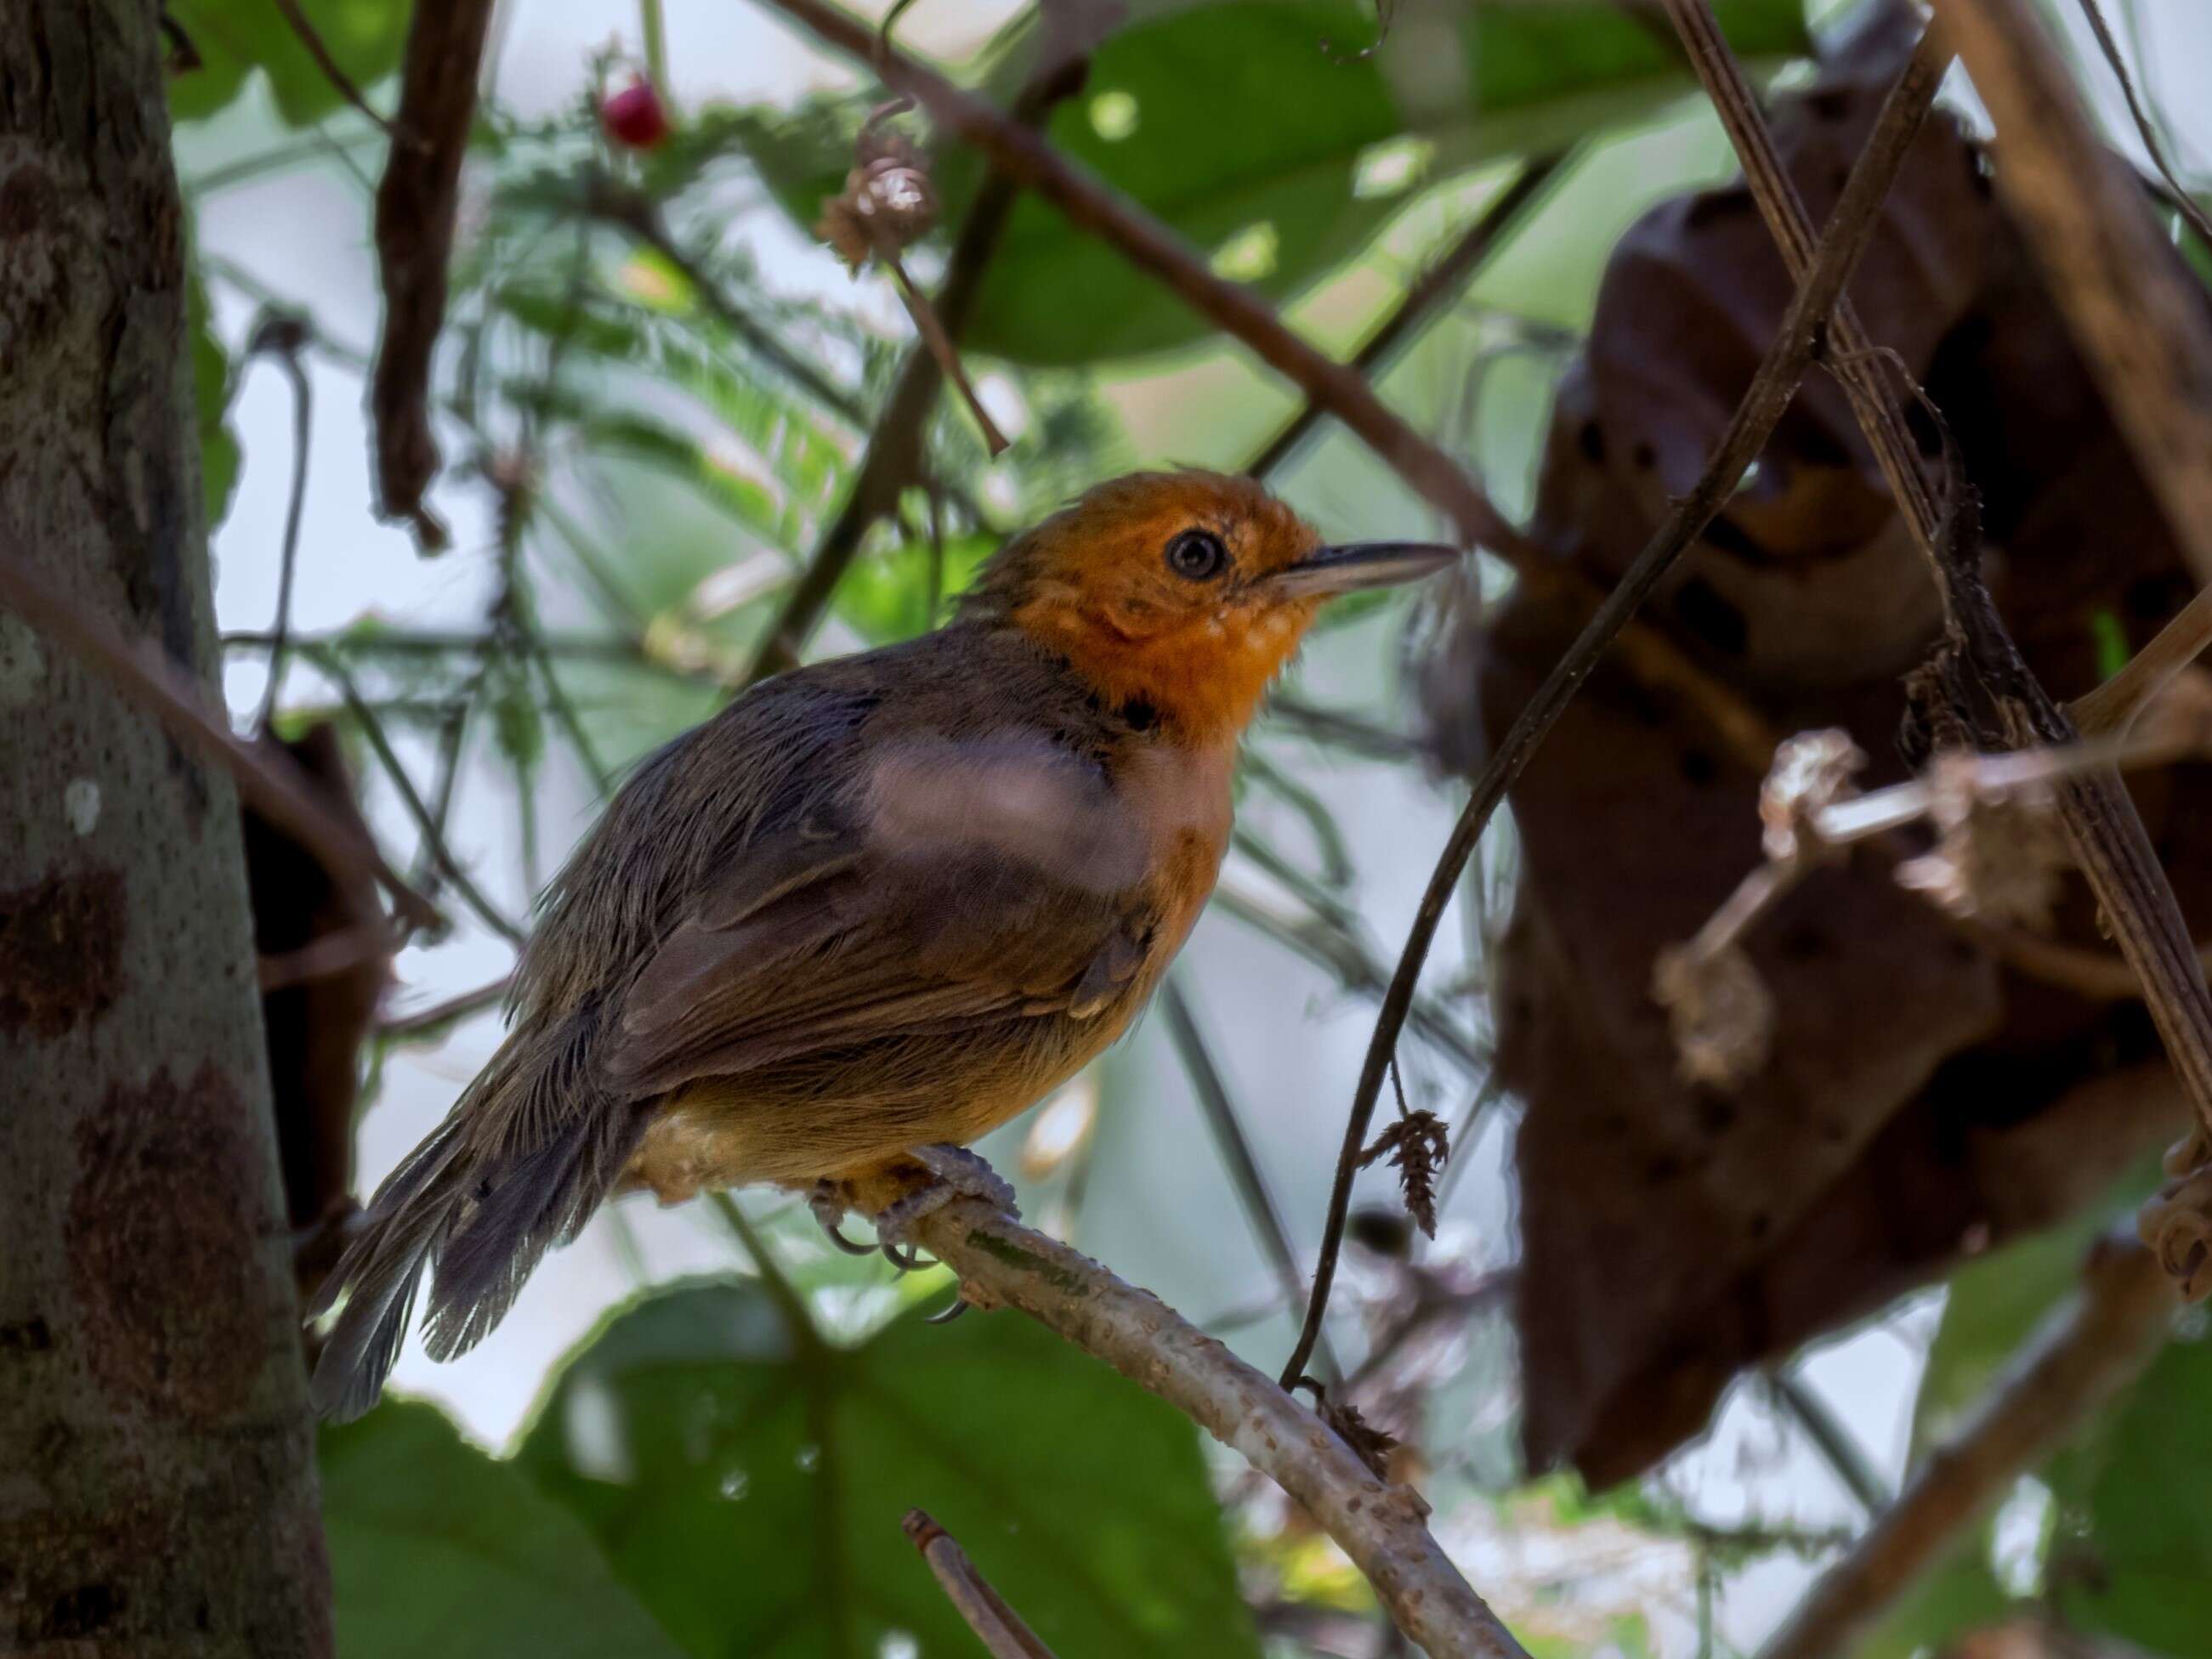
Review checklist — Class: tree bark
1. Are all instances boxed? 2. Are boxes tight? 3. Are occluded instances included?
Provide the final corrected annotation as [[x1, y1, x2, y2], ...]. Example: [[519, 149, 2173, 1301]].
[[0, 4, 332, 1653]]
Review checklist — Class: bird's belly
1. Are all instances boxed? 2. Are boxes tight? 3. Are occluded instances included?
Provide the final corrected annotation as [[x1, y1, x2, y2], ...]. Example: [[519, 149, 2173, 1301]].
[[621, 1005, 1134, 1203]]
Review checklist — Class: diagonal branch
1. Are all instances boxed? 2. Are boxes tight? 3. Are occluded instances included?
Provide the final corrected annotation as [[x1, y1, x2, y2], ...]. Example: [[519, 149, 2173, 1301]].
[[1661, 0, 2212, 1287], [1759, 1237, 2174, 1659], [913, 1199, 1534, 1659], [1278, 23, 1953, 1390]]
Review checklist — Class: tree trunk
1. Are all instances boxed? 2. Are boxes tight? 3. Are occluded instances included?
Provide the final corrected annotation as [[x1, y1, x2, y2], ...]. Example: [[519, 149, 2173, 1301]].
[[0, 4, 333, 1653]]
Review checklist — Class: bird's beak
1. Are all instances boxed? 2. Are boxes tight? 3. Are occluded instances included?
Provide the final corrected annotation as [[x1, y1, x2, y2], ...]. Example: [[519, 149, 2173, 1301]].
[[1264, 541, 1460, 600]]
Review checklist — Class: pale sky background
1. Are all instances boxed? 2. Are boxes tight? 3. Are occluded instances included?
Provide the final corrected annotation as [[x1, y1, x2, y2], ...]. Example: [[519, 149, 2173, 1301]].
[[170, 3, 2212, 1651]]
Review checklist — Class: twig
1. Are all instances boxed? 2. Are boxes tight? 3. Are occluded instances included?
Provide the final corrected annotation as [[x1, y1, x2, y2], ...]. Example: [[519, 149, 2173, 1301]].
[[910, 1199, 1534, 1659], [744, 25, 1092, 682], [248, 310, 315, 732], [580, 175, 869, 427], [0, 543, 438, 930], [881, 250, 1009, 456], [1765, 1369, 1891, 1516], [638, 0, 668, 95], [377, 971, 512, 1039], [1758, 1237, 2174, 1659], [370, 0, 496, 549], [1277, 25, 1953, 1392], [1669, 0, 2212, 1282], [1245, 155, 1571, 480], [270, 0, 399, 138], [754, 0, 1517, 556], [1163, 980, 1341, 1384], [902, 1510, 1061, 1659], [2068, 0, 2212, 253]]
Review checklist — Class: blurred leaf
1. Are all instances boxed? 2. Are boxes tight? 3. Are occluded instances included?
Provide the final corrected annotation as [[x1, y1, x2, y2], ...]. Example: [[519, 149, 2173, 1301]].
[[188, 266, 240, 529], [835, 531, 996, 643], [515, 1278, 1262, 1659], [2046, 1319, 2212, 1656], [167, 0, 411, 127], [729, 0, 1808, 364], [320, 1399, 685, 1659]]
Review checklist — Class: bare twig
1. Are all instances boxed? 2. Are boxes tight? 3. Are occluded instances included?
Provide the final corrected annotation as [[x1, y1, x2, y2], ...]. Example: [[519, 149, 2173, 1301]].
[[271, 0, 399, 138], [910, 1200, 1534, 1659], [377, 971, 512, 1040], [881, 250, 1009, 456], [370, 0, 496, 550], [2067, 0, 2212, 254], [1759, 1237, 2174, 1659], [0, 544, 438, 929], [1245, 154, 1571, 481], [1278, 26, 1952, 1390], [1163, 980, 1341, 1384], [248, 310, 315, 732], [903, 1510, 1061, 1659], [1668, 0, 2212, 1285], [1765, 1370, 1891, 1516]]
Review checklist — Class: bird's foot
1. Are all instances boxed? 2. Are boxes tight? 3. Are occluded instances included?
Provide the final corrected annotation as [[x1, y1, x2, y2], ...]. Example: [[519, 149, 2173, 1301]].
[[872, 1145, 1019, 1249], [808, 1179, 878, 1257]]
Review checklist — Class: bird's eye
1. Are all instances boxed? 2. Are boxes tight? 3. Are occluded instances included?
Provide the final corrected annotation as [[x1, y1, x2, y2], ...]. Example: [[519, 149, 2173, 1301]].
[[1165, 529, 1227, 581]]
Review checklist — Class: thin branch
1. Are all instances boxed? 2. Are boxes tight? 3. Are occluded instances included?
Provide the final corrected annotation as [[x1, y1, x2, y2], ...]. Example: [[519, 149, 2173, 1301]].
[[1245, 154, 1571, 481], [580, 174, 870, 427], [1766, 1369, 1891, 1515], [903, 1510, 1062, 1659], [910, 1199, 1534, 1659], [1758, 1237, 2174, 1659], [2068, 0, 2212, 253], [377, 971, 512, 1040], [270, 0, 399, 138], [1668, 0, 2212, 1277], [743, 31, 1092, 684], [1277, 25, 1953, 1391], [248, 311, 315, 732], [0, 543, 438, 930], [370, 0, 496, 549], [754, 0, 1517, 555], [638, 0, 669, 95], [1163, 980, 1341, 1384]]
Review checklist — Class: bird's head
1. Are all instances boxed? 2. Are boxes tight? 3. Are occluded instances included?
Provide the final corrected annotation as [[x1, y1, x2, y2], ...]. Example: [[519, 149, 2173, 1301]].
[[961, 471, 1457, 744]]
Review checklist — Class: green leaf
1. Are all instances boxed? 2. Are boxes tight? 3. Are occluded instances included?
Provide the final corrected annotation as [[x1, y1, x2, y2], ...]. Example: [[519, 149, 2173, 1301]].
[[834, 531, 997, 643], [2047, 1319, 2212, 1656], [516, 1278, 1262, 1659], [187, 266, 239, 530], [728, 0, 1808, 364], [320, 1399, 686, 1659], [167, 0, 410, 127]]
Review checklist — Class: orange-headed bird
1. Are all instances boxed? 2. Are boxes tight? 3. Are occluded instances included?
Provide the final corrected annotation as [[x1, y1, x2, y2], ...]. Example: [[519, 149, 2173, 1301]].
[[311, 470, 1455, 1418]]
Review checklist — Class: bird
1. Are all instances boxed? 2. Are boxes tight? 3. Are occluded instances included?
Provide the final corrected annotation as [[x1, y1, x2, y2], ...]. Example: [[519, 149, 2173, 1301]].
[[309, 469, 1457, 1419]]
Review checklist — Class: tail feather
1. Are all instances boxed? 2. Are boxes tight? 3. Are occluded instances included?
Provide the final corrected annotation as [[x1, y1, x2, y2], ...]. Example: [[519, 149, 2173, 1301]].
[[307, 1010, 644, 1420]]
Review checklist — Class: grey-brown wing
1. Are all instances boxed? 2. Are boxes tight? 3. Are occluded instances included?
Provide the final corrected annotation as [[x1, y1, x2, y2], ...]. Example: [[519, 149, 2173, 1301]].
[[602, 733, 1155, 1097]]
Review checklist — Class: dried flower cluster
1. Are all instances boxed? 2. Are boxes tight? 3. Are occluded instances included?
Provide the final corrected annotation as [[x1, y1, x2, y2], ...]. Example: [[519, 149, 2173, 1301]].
[[817, 125, 938, 273], [1358, 1109, 1450, 1237]]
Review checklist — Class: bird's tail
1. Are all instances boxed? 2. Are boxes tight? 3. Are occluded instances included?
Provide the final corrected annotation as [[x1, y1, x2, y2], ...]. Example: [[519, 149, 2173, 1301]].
[[307, 1005, 649, 1421]]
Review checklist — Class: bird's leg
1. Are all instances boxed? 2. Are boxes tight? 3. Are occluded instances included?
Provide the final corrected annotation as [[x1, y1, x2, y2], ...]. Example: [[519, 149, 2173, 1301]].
[[871, 1144, 1020, 1247]]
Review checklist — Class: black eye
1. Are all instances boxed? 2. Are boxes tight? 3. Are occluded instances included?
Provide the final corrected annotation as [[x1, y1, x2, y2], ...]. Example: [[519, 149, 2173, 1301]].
[[1165, 529, 1226, 581]]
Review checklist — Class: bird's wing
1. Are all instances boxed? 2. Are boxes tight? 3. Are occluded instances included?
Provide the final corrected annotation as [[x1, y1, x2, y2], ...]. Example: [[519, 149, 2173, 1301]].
[[601, 732, 1158, 1097]]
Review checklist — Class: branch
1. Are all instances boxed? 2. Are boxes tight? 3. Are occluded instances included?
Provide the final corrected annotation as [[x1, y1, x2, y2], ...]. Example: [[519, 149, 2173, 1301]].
[[911, 1200, 1534, 1659], [903, 1509, 1062, 1659], [247, 310, 315, 732], [1758, 1237, 2174, 1659], [1244, 153, 1572, 481], [369, 0, 496, 550], [271, 0, 399, 138], [1664, 0, 2212, 1288], [0, 543, 438, 931], [1278, 25, 1953, 1390]]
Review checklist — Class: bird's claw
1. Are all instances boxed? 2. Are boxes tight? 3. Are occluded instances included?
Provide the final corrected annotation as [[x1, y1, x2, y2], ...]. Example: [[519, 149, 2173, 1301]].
[[809, 1179, 877, 1256], [875, 1144, 1020, 1248]]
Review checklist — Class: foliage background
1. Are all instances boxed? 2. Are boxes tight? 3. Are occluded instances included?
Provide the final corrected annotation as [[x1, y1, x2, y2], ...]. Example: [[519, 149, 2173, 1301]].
[[169, 1, 2212, 1654]]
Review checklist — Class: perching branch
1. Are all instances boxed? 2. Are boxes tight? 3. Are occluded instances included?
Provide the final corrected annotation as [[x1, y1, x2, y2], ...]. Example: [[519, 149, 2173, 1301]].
[[0, 543, 438, 931], [1277, 24, 1953, 1391], [903, 1510, 1061, 1659], [1759, 1237, 2175, 1659], [369, 0, 496, 550], [1665, 0, 2212, 1290], [911, 1199, 1534, 1659]]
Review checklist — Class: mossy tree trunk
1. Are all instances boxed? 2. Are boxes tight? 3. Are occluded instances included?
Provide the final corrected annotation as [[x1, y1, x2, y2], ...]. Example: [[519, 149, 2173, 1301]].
[[0, 3, 332, 1651]]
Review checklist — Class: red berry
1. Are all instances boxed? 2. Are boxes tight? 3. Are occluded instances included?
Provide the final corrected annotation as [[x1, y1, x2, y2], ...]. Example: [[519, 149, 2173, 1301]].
[[602, 78, 671, 150]]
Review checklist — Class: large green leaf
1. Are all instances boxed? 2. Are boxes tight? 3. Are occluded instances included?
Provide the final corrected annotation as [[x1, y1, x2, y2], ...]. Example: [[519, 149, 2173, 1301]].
[[2046, 1322, 2209, 1656], [730, 0, 1808, 364], [515, 1278, 1262, 1659], [320, 1399, 686, 1659], [167, 0, 410, 127]]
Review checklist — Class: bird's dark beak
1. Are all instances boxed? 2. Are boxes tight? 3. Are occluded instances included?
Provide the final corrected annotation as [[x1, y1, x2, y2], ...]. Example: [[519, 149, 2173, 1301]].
[[1265, 541, 1460, 600]]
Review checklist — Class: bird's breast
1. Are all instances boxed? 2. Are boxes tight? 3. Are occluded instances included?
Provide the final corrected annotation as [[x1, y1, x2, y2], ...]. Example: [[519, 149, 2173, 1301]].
[[1117, 734, 1238, 965]]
